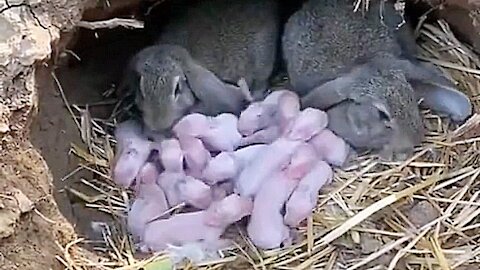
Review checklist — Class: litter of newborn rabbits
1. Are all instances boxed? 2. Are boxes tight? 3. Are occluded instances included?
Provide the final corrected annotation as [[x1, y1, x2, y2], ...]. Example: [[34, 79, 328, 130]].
[[58, 9, 480, 270], [111, 90, 350, 262]]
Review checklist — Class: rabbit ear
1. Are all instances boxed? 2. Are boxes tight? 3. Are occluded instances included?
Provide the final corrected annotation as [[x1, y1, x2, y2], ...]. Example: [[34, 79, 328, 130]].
[[184, 62, 246, 115], [300, 75, 355, 110], [395, 59, 472, 122]]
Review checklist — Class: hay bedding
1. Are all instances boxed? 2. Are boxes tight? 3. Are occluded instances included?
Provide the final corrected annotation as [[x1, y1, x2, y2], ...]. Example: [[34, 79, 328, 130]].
[[56, 4, 480, 270]]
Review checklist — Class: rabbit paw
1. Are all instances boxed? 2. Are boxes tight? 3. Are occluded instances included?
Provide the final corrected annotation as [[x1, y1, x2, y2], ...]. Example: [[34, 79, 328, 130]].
[[378, 146, 411, 162]]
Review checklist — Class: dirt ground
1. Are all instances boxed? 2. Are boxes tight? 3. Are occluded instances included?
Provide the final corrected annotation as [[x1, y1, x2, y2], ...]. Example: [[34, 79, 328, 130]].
[[0, 139, 77, 270], [0, 14, 147, 270]]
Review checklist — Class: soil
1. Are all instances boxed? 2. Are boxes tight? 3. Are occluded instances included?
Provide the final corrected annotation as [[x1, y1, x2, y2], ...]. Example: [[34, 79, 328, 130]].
[[0, 3, 148, 267], [0, 139, 77, 270]]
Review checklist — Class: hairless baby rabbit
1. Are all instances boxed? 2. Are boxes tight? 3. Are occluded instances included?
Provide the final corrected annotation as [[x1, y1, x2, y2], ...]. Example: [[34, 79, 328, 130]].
[[284, 160, 333, 227], [128, 163, 169, 240], [282, 0, 472, 160], [142, 194, 253, 252], [112, 120, 152, 188], [124, 0, 279, 132], [247, 171, 296, 249]]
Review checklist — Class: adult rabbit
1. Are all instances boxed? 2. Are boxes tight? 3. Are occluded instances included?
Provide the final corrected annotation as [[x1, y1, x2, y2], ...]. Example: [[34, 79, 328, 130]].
[[125, 0, 279, 132], [282, 0, 471, 160]]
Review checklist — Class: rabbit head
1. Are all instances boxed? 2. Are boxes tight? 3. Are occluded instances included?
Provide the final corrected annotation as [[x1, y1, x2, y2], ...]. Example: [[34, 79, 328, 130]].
[[282, 0, 471, 125], [128, 44, 250, 132], [302, 54, 425, 160], [390, 59, 472, 123], [153, 0, 279, 101]]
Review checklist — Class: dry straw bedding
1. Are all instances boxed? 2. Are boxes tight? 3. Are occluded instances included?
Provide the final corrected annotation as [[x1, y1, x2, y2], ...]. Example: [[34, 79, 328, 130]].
[[54, 4, 480, 270]]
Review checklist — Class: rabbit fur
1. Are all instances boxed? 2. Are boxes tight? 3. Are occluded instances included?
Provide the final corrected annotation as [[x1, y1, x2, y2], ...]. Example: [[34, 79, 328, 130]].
[[282, 0, 472, 160], [126, 0, 280, 132]]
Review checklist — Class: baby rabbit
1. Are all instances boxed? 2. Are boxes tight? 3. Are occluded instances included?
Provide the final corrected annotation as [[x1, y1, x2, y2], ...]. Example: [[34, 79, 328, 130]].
[[282, 0, 472, 160], [126, 0, 280, 132]]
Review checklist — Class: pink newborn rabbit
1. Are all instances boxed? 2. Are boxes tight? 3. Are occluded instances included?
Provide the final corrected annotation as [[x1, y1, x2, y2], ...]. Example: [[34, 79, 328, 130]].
[[157, 171, 186, 207], [142, 194, 253, 252], [157, 172, 212, 209], [285, 143, 319, 180], [128, 163, 169, 240], [275, 90, 301, 131], [284, 160, 333, 227], [247, 171, 297, 249], [202, 145, 268, 185], [235, 138, 302, 197], [201, 113, 242, 152], [178, 136, 211, 178], [177, 176, 213, 209], [309, 129, 350, 167], [160, 138, 184, 172], [238, 90, 300, 145], [132, 162, 160, 193], [284, 107, 328, 141], [202, 152, 238, 185], [173, 113, 209, 138], [239, 125, 281, 146], [237, 102, 274, 136], [112, 120, 152, 188], [174, 113, 242, 152]]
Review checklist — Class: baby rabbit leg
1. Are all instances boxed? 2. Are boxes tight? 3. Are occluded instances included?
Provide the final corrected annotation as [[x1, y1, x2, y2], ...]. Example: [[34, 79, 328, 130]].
[[239, 125, 281, 146], [202, 237, 234, 252], [281, 227, 294, 248], [395, 59, 472, 122]]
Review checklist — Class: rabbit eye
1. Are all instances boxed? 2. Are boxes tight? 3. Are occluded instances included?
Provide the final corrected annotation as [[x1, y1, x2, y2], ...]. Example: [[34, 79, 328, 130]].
[[174, 81, 181, 99], [377, 110, 390, 121]]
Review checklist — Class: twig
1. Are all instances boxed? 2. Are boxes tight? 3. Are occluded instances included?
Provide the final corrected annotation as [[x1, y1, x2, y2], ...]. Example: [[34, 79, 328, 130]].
[[77, 18, 144, 30]]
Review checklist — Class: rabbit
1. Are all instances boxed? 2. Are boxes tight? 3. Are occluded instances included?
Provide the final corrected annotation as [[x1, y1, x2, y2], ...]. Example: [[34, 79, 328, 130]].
[[282, 0, 472, 160], [124, 44, 250, 132], [125, 0, 280, 132], [156, 0, 279, 95], [303, 53, 426, 160]]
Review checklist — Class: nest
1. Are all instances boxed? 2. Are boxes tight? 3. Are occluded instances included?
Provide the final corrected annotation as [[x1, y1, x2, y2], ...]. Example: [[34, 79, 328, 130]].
[[54, 7, 480, 270]]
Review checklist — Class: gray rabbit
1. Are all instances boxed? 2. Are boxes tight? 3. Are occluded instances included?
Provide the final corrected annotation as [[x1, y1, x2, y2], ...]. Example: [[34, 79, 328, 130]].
[[125, 0, 279, 132], [282, 0, 472, 160]]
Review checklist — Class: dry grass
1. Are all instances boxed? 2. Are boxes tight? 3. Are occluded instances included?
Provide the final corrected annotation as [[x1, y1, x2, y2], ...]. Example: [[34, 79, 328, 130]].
[[54, 9, 480, 270]]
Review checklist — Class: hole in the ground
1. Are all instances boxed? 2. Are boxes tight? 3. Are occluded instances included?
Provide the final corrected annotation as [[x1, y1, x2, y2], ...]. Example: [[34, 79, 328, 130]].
[[30, 26, 150, 245]]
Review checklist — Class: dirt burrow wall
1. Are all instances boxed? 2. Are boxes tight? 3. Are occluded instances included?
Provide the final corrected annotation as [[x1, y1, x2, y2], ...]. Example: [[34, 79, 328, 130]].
[[414, 0, 480, 54], [0, 1, 96, 269]]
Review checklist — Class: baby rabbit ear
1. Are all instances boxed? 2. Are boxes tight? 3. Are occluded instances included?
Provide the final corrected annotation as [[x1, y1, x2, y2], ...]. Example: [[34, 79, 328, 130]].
[[300, 75, 354, 110], [184, 62, 246, 115], [396, 59, 472, 122]]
